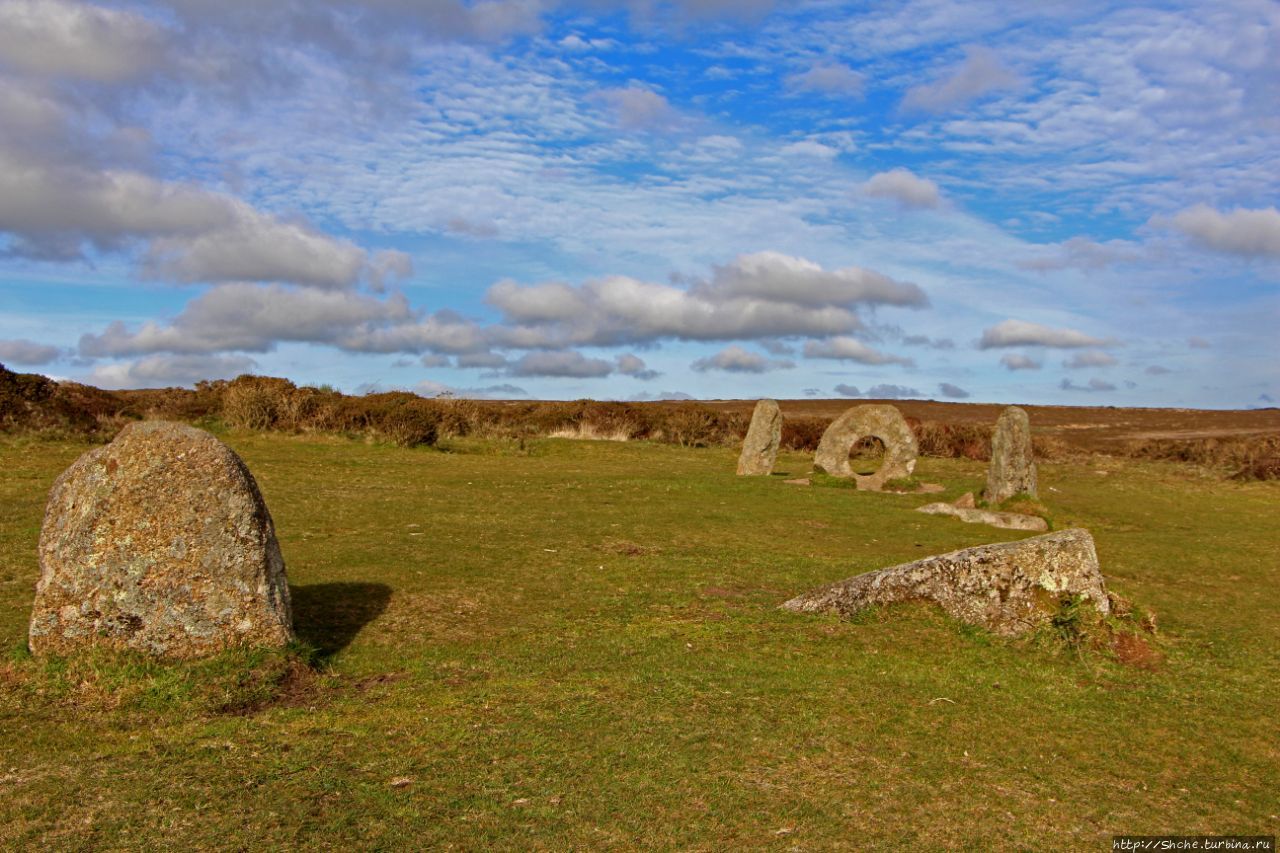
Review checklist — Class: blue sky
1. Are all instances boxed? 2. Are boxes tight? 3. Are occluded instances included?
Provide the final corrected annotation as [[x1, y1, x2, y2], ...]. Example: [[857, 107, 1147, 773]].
[[0, 0, 1277, 407]]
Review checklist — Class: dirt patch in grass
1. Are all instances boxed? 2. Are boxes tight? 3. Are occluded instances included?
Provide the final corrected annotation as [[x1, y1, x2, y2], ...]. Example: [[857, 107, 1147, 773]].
[[1111, 632, 1165, 671], [601, 539, 658, 557]]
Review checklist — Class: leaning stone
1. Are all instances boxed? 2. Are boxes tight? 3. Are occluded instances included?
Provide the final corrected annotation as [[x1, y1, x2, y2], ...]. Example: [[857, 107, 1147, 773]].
[[29, 421, 294, 659], [916, 502, 1048, 532], [737, 399, 783, 476], [813, 404, 917, 491], [984, 406, 1037, 504], [781, 528, 1108, 636], [954, 491, 976, 509]]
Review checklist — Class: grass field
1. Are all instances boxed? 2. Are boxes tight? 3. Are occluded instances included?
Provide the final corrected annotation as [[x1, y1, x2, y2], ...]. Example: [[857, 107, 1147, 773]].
[[1, 431, 1277, 849]]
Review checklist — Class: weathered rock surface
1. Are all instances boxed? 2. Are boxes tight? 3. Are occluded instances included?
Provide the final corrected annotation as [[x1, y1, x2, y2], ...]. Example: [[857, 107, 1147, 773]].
[[30, 421, 294, 659], [985, 406, 1037, 504], [737, 399, 782, 476], [954, 491, 976, 509], [916, 501, 1049, 532], [813, 404, 917, 491], [782, 528, 1108, 636]]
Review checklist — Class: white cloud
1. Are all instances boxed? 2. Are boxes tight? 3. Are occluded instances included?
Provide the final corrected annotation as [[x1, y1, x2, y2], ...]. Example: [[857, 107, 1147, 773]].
[[86, 353, 256, 389], [1000, 353, 1041, 371], [615, 352, 659, 380], [784, 62, 864, 97], [979, 319, 1113, 349], [0, 0, 167, 83], [862, 168, 940, 209], [902, 46, 1019, 113], [0, 337, 61, 365], [1063, 350, 1118, 369], [508, 350, 615, 378], [1158, 204, 1280, 258], [1060, 377, 1117, 392], [834, 383, 921, 399], [484, 251, 926, 348], [691, 345, 793, 374], [802, 336, 914, 366], [79, 284, 412, 356], [594, 86, 679, 131], [1018, 237, 1140, 272]]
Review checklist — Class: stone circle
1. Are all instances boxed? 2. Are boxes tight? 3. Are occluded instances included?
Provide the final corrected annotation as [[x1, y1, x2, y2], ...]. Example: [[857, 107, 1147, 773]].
[[29, 421, 294, 659], [813, 404, 917, 490], [737, 399, 782, 476]]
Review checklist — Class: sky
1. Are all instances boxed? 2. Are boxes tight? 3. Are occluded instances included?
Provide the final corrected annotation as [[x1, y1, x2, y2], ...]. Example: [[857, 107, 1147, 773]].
[[0, 0, 1277, 408]]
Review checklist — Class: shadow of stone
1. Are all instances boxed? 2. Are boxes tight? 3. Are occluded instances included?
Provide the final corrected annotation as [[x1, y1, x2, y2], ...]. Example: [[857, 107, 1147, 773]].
[[289, 582, 392, 658]]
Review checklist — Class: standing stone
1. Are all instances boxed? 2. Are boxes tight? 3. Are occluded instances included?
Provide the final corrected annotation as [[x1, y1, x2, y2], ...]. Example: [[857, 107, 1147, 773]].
[[29, 421, 294, 659], [781, 528, 1109, 636], [737, 399, 782, 476], [984, 406, 1037, 504], [813, 404, 917, 491]]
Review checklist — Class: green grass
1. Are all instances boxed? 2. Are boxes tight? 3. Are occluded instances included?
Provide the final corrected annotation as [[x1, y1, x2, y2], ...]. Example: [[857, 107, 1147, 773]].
[[1, 433, 1277, 849]]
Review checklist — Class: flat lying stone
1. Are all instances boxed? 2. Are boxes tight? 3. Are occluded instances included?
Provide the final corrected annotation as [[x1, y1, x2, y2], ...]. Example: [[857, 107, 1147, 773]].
[[30, 421, 294, 659], [916, 501, 1048, 531], [784, 478, 812, 486], [781, 528, 1109, 636], [737, 399, 783, 476]]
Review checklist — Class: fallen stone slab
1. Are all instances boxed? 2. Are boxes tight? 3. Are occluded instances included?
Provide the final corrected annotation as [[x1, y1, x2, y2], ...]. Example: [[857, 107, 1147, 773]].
[[784, 478, 812, 486], [781, 528, 1109, 636], [30, 421, 294, 659], [916, 501, 1048, 532], [737, 399, 782, 476]]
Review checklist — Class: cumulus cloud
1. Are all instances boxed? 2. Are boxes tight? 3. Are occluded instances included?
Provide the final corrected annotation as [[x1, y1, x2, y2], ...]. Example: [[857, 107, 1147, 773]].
[[902, 46, 1019, 113], [1018, 237, 1140, 272], [979, 319, 1113, 349], [1063, 350, 1118, 369], [802, 336, 914, 366], [691, 346, 793, 373], [0, 0, 168, 83], [938, 382, 970, 399], [86, 353, 256, 389], [862, 168, 941, 209], [835, 383, 921, 399], [508, 350, 615, 378], [1060, 377, 1117, 392], [0, 337, 62, 365], [79, 284, 412, 356], [1000, 353, 1041, 371], [784, 62, 864, 97], [1158, 204, 1280, 258], [484, 251, 926, 348], [0, 149, 393, 288], [455, 351, 508, 369], [419, 353, 452, 368], [595, 86, 679, 130], [615, 352, 659, 380]]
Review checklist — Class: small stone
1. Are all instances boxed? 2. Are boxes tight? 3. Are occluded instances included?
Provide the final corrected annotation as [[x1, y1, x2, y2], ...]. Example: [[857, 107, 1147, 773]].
[[781, 528, 1110, 636], [29, 421, 293, 659], [784, 478, 811, 486], [737, 399, 782, 476], [984, 406, 1037, 504], [916, 502, 1048, 532], [954, 492, 976, 509], [813, 404, 918, 491]]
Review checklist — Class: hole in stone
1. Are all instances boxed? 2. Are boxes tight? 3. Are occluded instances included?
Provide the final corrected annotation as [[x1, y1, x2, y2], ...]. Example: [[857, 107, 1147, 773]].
[[849, 435, 886, 476]]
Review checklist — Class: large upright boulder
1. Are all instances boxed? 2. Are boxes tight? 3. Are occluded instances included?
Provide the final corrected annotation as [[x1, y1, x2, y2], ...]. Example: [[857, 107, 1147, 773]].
[[737, 399, 782, 476], [813, 404, 917, 491], [782, 528, 1109, 636], [29, 421, 294, 659], [984, 406, 1037, 504]]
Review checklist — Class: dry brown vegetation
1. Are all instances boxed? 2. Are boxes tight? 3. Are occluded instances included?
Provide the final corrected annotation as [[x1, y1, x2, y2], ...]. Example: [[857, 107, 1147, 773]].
[[3, 363, 1277, 477]]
